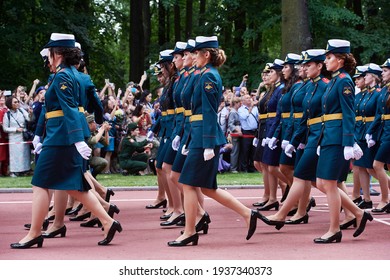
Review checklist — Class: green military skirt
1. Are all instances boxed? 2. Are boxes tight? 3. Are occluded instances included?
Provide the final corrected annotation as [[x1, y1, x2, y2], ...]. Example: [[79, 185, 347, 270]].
[[316, 145, 350, 181], [32, 145, 90, 191], [179, 147, 220, 189]]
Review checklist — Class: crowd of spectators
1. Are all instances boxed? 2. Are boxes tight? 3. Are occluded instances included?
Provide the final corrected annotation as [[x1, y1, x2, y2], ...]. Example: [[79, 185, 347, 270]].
[[0, 72, 261, 178]]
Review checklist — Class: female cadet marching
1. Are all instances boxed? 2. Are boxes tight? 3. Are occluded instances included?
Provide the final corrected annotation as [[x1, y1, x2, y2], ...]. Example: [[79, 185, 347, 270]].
[[170, 39, 211, 234], [147, 50, 176, 218], [259, 49, 329, 228], [159, 42, 188, 227], [11, 33, 121, 249], [366, 58, 390, 213], [314, 39, 372, 243], [350, 65, 369, 206], [352, 64, 382, 210], [268, 53, 302, 197], [168, 36, 262, 246], [258, 59, 289, 211]]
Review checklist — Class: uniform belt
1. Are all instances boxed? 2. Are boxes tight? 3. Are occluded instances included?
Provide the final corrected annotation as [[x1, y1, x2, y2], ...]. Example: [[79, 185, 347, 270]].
[[162, 111, 167, 116], [293, 112, 303, 118], [167, 109, 175, 115], [190, 114, 203, 122], [281, 113, 290, 118], [356, 116, 375, 123], [382, 114, 390, 121], [267, 112, 277, 118], [184, 110, 192, 116], [175, 107, 184, 114], [258, 113, 268, 120], [307, 113, 343, 126], [46, 107, 85, 119]]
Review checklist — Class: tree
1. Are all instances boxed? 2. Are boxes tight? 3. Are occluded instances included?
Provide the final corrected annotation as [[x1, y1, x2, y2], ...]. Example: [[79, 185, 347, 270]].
[[281, 0, 312, 55]]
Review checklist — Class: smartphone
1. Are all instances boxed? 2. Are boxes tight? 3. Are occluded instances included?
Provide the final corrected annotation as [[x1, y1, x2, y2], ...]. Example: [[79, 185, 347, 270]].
[[105, 79, 109, 84], [131, 88, 137, 93]]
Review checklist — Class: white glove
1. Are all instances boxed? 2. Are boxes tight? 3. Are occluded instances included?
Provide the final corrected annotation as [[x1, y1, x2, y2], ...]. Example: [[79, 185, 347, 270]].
[[181, 145, 189, 156], [281, 140, 289, 150], [203, 148, 215, 161], [343, 146, 354, 160], [75, 141, 92, 160], [252, 138, 259, 147], [34, 143, 42, 154], [147, 131, 154, 141], [262, 137, 270, 147], [367, 139, 376, 148], [32, 135, 40, 150], [284, 144, 296, 158], [268, 137, 278, 150], [365, 134, 372, 142], [353, 143, 363, 160], [297, 143, 306, 150], [172, 135, 181, 151], [316, 146, 320, 156]]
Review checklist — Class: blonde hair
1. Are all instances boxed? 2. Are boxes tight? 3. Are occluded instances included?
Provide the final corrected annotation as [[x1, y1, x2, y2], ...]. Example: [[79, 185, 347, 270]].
[[201, 48, 227, 67]]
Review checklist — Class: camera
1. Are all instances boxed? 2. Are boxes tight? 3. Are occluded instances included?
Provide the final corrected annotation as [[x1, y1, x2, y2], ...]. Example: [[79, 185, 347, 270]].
[[131, 88, 137, 93]]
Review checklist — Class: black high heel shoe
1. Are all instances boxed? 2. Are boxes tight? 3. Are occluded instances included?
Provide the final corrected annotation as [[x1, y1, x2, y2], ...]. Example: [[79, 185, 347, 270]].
[[371, 202, 390, 213], [10, 235, 44, 249], [357, 200, 373, 209], [69, 212, 91, 221], [160, 212, 172, 220], [280, 185, 290, 203], [353, 212, 373, 237], [146, 199, 167, 209], [246, 210, 262, 240], [24, 219, 50, 231], [257, 201, 279, 211], [42, 225, 67, 238], [98, 220, 122, 245], [257, 212, 285, 230], [252, 200, 269, 207], [353, 196, 363, 204], [306, 197, 316, 212], [339, 218, 357, 230], [67, 204, 83, 216], [80, 218, 102, 228], [108, 204, 120, 218], [287, 207, 298, 216], [167, 233, 199, 247], [160, 213, 185, 226], [105, 188, 115, 202], [313, 231, 342, 244], [285, 214, 309, 225]]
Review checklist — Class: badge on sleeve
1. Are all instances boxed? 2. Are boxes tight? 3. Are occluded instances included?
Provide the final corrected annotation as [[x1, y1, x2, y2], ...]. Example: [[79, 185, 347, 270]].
[[343, 86, 352, 96], [59, 82, 68, 91], [204, 82, 213, 92]]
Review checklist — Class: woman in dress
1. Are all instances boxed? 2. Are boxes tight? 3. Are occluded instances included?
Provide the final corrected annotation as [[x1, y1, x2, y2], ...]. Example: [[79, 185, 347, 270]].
[[0, 92, 9, 176], [314, 39, 372, 243], [10, 33, 121, 249], [366, 58, 390, 213], [168, 36, 262, 246], [2, 96, 31, 177]]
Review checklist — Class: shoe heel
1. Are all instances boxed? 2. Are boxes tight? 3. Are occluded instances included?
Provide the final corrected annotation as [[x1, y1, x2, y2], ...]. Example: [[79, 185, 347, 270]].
[[275, 204, 279, 211], [37, 240, 43, 248], [336, 235, 342, 243], [61, 231, 66, 238], [275, 223, 284, 230], [192, 236, 199, 245], [367, 213, 373, 221], [162, 200, 167, 208], [202, 223, 209, 234], [353, 220, 357, 228], [117, 222, 123, 233], [303, 215, 309, 224]]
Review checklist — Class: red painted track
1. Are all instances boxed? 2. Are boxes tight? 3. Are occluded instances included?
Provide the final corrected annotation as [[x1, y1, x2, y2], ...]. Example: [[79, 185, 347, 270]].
[[1, 186, 389, 260]]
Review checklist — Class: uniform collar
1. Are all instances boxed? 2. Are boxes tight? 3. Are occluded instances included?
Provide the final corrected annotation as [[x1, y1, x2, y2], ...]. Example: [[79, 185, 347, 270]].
[[275, 81, 281, 87], [313, 76, 321, 82], [331, 70, 341, 78], [55, 64, 66, 73]]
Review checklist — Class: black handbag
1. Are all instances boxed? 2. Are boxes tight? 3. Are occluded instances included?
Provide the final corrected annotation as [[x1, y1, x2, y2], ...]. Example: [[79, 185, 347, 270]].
[[22, 130, 34, 141]]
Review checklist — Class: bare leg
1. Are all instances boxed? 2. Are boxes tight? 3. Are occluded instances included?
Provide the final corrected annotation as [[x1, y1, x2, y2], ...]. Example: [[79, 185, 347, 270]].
[[162, 163, 183, 221], [373, 160, 389, 208], [358, 167, 371, 203], [176, 185, 199, 241], [337, 181, 355, 224], [351, 165, 361, 200], [316, 178, 341, 238], [156, 166, 172, 213], [45, 190, 68, 233], [280, 164, 294, 187], [18, 186, 51, 243]]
